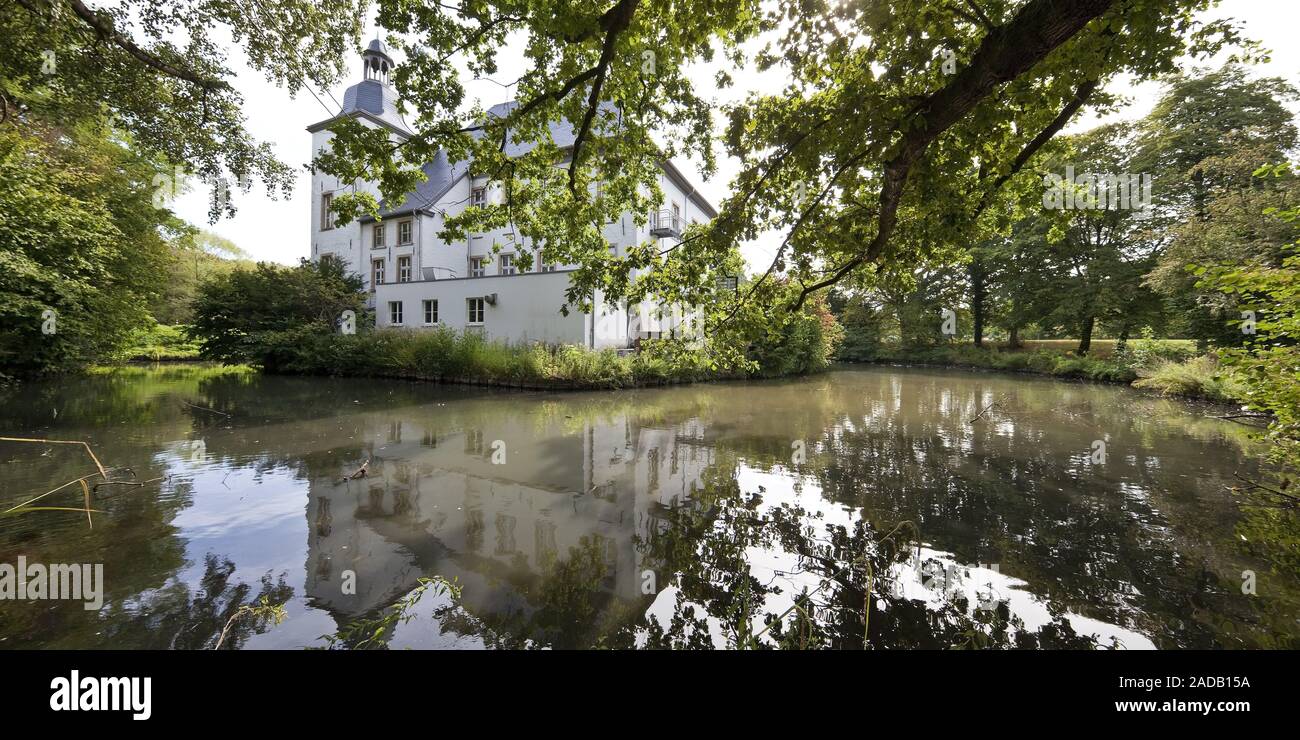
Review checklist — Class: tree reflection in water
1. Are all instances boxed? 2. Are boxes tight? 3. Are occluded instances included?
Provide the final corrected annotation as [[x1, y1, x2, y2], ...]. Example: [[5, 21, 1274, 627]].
[[3, 365, 1297, 650]]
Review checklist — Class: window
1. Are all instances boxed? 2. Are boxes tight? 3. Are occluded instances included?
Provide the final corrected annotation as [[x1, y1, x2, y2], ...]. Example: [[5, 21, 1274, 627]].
[[321, 193, 335, 230], [537, 250, 557, 272], [398, 220, 412, 245], [373, 224, 385, 248], [499, 253, 516, 275], [467, 297, 485, 324], [371, 258, 385, 287], [672, 202, 681, 224], [389, 300, 403, 325], [472, 186, 487, 207], [423, 299, 438, 325], [397, 255, 412, 283], [469, 257, 486, 277]]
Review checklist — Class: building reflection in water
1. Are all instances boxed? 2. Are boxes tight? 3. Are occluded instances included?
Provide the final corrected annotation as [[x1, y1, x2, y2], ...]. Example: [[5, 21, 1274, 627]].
[[303, 412, 715, 638]]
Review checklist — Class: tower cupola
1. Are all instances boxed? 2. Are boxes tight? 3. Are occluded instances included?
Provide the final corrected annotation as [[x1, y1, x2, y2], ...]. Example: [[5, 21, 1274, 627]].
[[362, 38, 394, 85]]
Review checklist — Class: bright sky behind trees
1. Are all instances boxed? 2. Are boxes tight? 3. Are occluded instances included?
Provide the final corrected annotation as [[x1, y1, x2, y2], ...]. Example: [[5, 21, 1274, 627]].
[[170, 0, 1300, 271]]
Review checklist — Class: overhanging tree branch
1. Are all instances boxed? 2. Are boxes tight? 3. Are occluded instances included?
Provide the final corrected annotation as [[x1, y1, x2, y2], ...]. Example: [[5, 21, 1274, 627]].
[[789, 0, 1118, 309], [64, 0, 231, 91]]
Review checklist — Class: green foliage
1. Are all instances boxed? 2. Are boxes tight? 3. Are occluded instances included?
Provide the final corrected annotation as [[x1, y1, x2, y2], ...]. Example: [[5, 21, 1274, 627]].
[[263, 327, 750, 389], [744, 293, 843, 377], [2, 0, 364, 219], [117, 323, 201, 362], [151, 231, 256, 325], [1132, 355, 1246, 403], [0, 121, 173, 378], [1194, 172, 1300, 469], [317, 0, 1244, 326], [321, 576, 460, 650], [188, 259, 369, 370], [1140, 65, 1300, 347]]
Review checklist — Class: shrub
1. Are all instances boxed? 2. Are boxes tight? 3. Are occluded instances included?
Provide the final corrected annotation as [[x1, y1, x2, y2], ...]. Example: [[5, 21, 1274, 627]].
[[1134, 356, 1247, 402]]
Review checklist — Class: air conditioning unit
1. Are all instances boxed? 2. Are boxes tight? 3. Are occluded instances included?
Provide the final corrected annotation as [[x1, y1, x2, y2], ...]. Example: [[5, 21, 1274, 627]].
[[484, 293, 497, 306]]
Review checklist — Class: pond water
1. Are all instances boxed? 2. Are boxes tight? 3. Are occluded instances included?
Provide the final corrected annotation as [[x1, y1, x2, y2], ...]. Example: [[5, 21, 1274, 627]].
[[0, 364, 1295, 649]]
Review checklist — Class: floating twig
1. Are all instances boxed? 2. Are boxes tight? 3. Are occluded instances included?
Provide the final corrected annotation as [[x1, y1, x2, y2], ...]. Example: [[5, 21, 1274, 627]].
[[180, 400, 230, 417], [968, 395, 1005, 424]]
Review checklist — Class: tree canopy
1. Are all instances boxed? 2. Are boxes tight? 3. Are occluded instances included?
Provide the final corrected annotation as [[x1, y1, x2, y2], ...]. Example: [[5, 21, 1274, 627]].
[[318, 0, 1255, 335]]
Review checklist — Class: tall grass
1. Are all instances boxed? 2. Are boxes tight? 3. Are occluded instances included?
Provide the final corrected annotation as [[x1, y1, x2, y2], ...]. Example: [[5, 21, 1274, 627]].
[[275, 327, 719, 389], [1133, 355, 1246, 402]]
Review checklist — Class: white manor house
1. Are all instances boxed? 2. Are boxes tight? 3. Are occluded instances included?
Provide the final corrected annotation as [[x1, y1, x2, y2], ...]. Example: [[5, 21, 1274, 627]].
[[308, 41, 716, 349]]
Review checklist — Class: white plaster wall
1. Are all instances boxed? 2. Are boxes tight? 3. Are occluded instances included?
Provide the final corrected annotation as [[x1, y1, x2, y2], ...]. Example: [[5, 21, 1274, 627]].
[[374, 271, 588, 346], [310, 123, 403, 287]]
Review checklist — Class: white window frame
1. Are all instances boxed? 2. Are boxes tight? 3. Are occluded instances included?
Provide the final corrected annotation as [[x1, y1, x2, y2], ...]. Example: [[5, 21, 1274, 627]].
[[472, 185, 487, 207], [321, 193, 335, 230], [423, 299, 438, 325], [371, 258, 385, 287], [398, 220, 412, 245], [467, 297, 485, 324], [397, 255, 412, 283], [499, 253, 516, 275], [373, 224, 386, 248], [389, 300, 403, 325], [469, 256, 486, 277]]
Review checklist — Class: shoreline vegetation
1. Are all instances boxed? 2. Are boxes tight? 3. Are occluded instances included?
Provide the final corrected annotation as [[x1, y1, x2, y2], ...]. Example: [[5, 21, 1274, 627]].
[[112, 322, 1247, 409], [240, 326, 745, 390], [839, 341, 1249, 405]]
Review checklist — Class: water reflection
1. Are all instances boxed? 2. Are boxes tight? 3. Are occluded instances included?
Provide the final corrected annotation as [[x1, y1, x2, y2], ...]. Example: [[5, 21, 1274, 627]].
[[0, 364, 1294, 649]]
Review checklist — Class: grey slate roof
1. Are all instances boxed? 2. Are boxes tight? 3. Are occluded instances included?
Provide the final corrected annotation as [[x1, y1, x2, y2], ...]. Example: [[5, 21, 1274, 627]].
[[361, 149, 469, 221], [365, 39, 394, 63], [355, 100, 717, 221], [339, 79, 410, 134]]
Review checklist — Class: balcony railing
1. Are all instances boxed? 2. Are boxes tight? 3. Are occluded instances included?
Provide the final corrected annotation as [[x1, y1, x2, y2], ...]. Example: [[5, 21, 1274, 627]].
[[650, 210, 682, 238]]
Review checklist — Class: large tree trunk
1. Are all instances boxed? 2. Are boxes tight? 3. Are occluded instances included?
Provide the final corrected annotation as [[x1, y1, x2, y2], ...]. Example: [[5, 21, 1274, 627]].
[[970, 258, 986, 347], [1078, 316, 1095, 356], [1009, 324, 1020, 349]]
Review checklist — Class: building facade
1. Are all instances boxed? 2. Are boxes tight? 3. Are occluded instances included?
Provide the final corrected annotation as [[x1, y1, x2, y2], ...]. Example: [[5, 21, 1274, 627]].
[[308, 41, 715, 349]]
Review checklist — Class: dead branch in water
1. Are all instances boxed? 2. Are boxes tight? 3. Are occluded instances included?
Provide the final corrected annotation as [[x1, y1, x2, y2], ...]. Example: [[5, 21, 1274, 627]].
[[1207, 412, 1271, 429], [341, 458, 370, 482], [1, 436, 108, 478], [0, 437, 158, 528], [1230, 472, 1298, 509], [968, 395, 1005, 424]]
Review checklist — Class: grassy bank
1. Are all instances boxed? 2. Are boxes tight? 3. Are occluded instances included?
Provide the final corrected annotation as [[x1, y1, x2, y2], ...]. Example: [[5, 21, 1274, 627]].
[[851, 342, 1246, 404], [259, 327, 745, 389]]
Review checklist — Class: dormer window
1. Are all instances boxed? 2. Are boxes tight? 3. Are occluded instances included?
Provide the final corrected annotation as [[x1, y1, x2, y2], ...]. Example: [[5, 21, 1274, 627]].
[[398, 220, 412, 245]]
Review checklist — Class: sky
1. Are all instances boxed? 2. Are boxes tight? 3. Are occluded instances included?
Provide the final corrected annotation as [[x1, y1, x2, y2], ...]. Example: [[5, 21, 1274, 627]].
[[170, 0, 1300, 272]]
